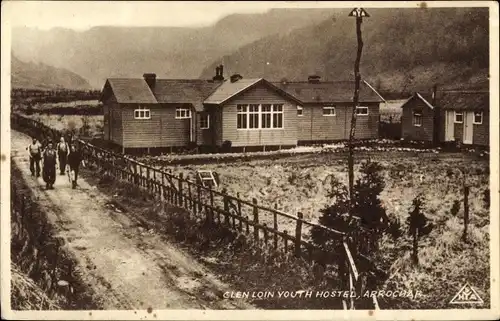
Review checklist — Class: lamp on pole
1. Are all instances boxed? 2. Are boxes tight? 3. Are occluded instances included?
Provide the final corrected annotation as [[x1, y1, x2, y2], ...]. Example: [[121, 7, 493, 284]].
[[347, 7, 369, 213]]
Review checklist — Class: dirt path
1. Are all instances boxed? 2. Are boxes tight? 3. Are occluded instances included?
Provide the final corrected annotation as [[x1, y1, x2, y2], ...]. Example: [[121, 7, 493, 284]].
[[11, 130, 252, 310]]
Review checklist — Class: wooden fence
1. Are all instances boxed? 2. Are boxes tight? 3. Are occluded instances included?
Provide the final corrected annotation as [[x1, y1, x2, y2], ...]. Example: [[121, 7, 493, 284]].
[[11, 113, 380, 310]]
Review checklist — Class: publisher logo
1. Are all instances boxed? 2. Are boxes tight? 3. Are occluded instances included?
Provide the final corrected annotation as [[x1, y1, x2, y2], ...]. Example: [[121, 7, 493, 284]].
[[449, 283, 484, 305]]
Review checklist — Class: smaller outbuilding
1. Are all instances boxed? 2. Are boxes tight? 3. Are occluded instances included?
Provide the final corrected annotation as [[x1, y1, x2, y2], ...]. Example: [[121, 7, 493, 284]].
[[400, 88, 489, 146]]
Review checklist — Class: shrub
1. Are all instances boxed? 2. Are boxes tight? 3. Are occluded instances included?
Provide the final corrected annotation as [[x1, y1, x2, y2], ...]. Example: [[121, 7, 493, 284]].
[[483, 188, 490, 209], [450, 200, 461, 216], [221, 140, 232, 153], [406, 194, 434, 265], [386, 216, 403, 240], [311, 161, 388, 256]]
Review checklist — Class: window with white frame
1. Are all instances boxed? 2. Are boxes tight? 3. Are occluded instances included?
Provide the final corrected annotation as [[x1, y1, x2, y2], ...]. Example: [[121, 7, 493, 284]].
[[249, 104, 260, 129], [473, 111, 483, 124], [237, 104, 248, 129], [236, 104, 284, 129], [200, 112, 210, 129], [356, 106, 369, 115], [134, 106, 151, 119], [454, 111, 463, 123], [175, 107, 191, 119], [272, 104, 283, 128], [323, 106, 336, 116], [413, 110, 422, 127], [297, 105, 303, 116]]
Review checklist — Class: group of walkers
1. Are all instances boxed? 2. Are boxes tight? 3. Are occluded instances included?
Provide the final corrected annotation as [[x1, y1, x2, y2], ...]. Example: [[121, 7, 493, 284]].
[[27, 136, 84, 190]]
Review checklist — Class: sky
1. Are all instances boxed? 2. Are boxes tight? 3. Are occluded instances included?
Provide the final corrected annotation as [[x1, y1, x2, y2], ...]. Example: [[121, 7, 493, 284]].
[[4, 1, 319, 30], [3, 1, 463, 31]]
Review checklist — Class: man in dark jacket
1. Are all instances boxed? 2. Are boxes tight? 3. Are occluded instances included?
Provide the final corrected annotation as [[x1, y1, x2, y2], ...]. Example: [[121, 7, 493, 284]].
[[42, 141, 57, 189], [67, 144, 84, 189]]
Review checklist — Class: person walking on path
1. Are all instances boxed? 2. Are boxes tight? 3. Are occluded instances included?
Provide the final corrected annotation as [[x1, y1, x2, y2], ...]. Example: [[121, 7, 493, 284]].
[[42, 141, 58, 190], [57, 136, 70, 175], [26, 137, 42, 177], [67, 144, 85, 189]]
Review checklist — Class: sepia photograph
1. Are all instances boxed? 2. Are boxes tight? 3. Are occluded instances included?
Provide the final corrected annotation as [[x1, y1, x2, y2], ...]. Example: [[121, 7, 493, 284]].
[[1, 1, 499, 320]]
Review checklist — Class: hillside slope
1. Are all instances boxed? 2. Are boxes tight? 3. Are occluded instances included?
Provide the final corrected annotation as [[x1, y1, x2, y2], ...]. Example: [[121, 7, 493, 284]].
[[11, 55, 91, 90], [12, 9, 337, 88], [200, 8, 489, 93]]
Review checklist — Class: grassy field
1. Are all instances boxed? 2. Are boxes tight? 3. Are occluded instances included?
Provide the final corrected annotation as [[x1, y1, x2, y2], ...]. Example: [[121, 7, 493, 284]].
[[157, 151, 489, 308], [22, 114, 104, 139]]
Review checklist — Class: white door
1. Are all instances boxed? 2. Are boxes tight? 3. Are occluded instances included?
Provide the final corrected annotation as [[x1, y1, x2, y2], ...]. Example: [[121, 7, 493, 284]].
[[445, 110, 455, 141], [463, 111, 474, 144]]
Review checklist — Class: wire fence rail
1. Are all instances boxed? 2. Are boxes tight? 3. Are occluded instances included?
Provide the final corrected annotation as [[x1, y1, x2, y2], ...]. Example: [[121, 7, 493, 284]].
[[11, 113, 380, 310]]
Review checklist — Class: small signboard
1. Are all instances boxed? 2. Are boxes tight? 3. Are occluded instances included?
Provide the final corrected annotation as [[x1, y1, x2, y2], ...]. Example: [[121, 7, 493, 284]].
[[348, 8, 370, 18]]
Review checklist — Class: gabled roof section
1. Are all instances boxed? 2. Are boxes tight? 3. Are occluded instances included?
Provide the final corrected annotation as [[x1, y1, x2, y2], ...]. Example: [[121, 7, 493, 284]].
[[104, 78, 158, 104], [438, 91, 489, 111], [203, 78, 263, 105], [363, 80, 387, 103], [400, 92, 435, 109], [272, 80, 384, 104], [153, 80, 222, 111]]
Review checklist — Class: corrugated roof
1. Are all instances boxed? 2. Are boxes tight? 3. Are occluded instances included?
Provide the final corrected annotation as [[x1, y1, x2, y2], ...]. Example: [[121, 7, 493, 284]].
[[204, 78, 262, 104], [438, 91, 490, 111], [107, 78, 157, 104], [153, 80, 222, 111], [272, 81, 383, 104]]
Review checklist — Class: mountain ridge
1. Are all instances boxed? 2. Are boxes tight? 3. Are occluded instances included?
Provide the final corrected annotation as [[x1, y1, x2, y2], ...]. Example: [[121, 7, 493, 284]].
[[12, 8, 338, 89], [11, 55, 91, 90], [200, 8, 489, 93]]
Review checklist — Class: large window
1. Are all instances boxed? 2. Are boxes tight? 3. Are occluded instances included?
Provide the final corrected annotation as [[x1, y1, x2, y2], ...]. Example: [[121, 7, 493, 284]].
[[356, 106, 369, 116], [237, 104, 284, 129], [176, 107, 191, 119], [134, 106, 151, 119], [454, 111, 463, 123], [413, 110, 422, 127], [200, 112, 210, 129], [323, 106, 336, 116], [473, 111, 483, 124]]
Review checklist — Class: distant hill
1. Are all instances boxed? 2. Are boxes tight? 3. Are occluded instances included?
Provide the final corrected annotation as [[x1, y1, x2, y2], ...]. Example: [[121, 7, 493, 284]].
[[200, 8, 489, 93], [11, 8, 337, 88], [11, 55, 91, 90]]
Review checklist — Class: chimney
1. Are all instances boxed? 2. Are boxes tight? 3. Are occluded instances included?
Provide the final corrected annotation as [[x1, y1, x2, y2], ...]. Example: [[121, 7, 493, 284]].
[[143, 73, 156, 90], [212, 65, 224, 81], [432, 84, 438, 106], [230, 74, 243, 83], [308, 75, 321, 84]]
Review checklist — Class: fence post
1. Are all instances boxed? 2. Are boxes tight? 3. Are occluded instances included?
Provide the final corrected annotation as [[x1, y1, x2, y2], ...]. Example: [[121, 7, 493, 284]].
[[133, 163, 138, 185], [223, 189, 230, 226], [253, 198, 259, 242], [295, 212, 303, 258], [263, 223, 269, 245], [237, 192, 243, 231], [161, 172, 166, 201], [209, 188, 215, 223], [197, 184, 202, 213], [146, 167, 150, 192], [188, 183, 193, 212], [273, 204, 279, 249], [463, 185, 469, 242], [178, 173, 184, 206]]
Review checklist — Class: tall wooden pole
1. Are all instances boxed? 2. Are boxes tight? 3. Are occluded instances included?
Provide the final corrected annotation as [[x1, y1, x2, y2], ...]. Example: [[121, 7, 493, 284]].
[[348, 9, 366, 213]]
